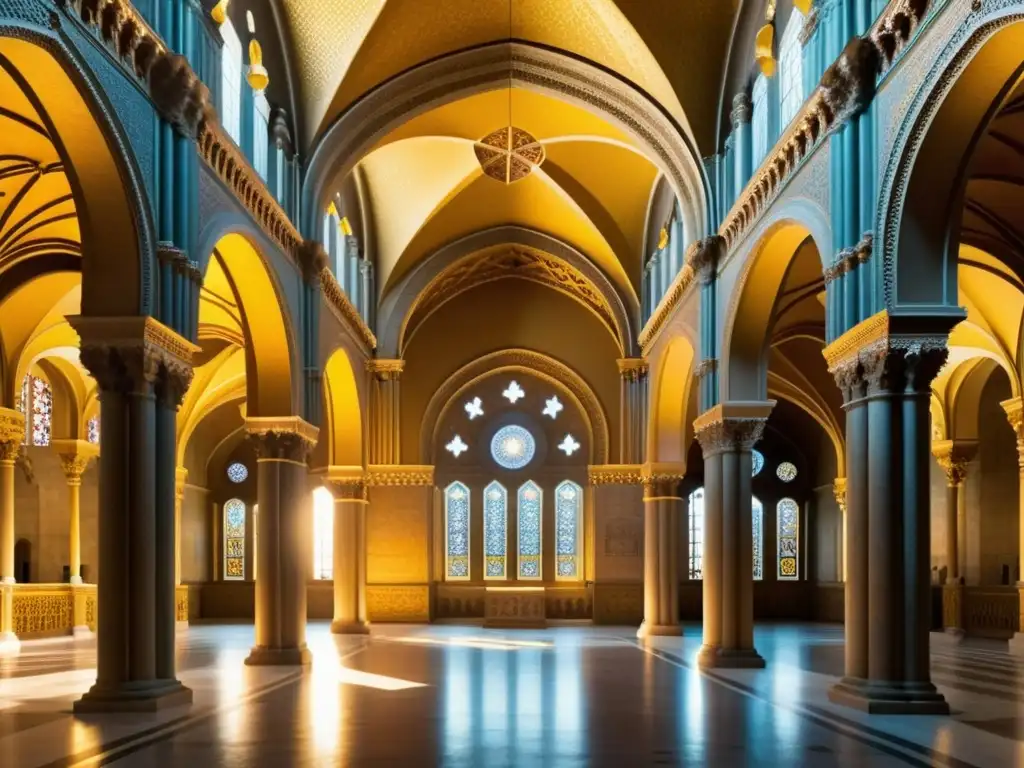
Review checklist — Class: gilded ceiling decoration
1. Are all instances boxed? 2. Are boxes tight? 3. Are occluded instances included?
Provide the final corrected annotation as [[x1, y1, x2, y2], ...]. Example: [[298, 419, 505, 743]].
[[0, 66, 80, 279], [404, 246, 618, 347], [474, 127, 545, 184]]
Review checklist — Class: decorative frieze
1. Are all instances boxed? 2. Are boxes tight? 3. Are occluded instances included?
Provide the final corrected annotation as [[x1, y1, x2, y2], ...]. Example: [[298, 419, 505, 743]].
[[246, 416, 319, 463], [823, 233, 873, 284], [588, 464, 643, 486], [693, 402, 774, 457], [695, 358, 718, 381], [365, 465, 434, 487], [366, 358, 405, 379], [616, 358, 648, 382]]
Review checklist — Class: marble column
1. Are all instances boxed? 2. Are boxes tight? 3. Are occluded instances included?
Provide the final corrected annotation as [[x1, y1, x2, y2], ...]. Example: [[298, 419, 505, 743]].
[[328, 479, 369, 634], [71, 315, 196, 713], [637, 471, 683, 637], [52, 440, 98, 585], [932, 440, 976, 639], [1001, 398, 1024, 655], [0, 409, 24, 653], [825, 318, 952, 714], [694, 401, 773, 669], [832, 478, 847, 582], [617, 359, 649, 465], [366, 360, 403, 465], [245, 416, 318, 666]]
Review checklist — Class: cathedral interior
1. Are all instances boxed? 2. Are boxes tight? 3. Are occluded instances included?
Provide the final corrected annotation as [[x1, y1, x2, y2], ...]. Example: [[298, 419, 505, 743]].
[[1, 0, 1023, 765]]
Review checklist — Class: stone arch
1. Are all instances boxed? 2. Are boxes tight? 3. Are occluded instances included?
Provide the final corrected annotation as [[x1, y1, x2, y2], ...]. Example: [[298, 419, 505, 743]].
[[420, 349, 609, 465], [0, 31, 154, 317], [948, 357, 1005, 442], [203, 232, 297, 417], [648, 336, 696, 466], [317, 348, 363, 468], [377, 227, 637, 358], [302, 42, 709, 244], [878, 8, 1024, 309], [721, 199, 832, 402]]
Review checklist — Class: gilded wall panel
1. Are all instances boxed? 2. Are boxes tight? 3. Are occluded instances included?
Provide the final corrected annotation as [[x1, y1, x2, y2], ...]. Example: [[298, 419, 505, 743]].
[[592, 582, 642, 625], [366, 585, 430, 622], [367, 485, 432, 582]]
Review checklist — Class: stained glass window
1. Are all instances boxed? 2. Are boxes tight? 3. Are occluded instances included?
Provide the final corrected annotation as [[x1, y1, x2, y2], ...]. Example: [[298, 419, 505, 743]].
[[688, 488, 704, 579], [491, 425, 535, 470], [779, 10, 805, 128], [19, 375, 28, 419], [777, 462, 797, 482], [752, 496, 763, 581], [777, 497, 800, 580], [446, 435, 468, 457], [87, 416, 100, 445], [464, 397, 484, 420], [517, 481, 542, 579], [483, 481, 507, 579], [445, 482, 470, 580], [502, 380, 525, 403], [313, 487, 333, 580], [31, 376, 52, 446], [557, 434, 580, 456], [227, 462, 248, 483], [224, 498, 246, 580], [542, 396, 563, 419], [752, 449, 764, 477], [555, 481, 582, 579]]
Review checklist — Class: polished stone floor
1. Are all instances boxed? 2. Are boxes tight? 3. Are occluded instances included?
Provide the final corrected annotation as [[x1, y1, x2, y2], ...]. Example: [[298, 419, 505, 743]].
[[0, 623, 1022, 767]]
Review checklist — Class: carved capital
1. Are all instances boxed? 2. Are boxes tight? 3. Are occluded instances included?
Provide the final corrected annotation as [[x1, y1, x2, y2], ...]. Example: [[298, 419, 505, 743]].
[[684, 235, 725, 285], [1001, 398, 1024, 471], [693, 402, 774, 456], [51, 439, 98, 484], [832, 477, 847, 514], [148, 52, 214, 139], [820, 36, 880, 126], [367, 358, 405, 381], [326, 479, 368, 502], [932, 440, 978, 487], [588, 464, 642, 485], [616, 358, 648, 382], [730, 91, 752, 127], [246, 416, 319, 463], [0, 408, 25, 459], [298, 239, 329, 283], [695, 358, 718, 381]]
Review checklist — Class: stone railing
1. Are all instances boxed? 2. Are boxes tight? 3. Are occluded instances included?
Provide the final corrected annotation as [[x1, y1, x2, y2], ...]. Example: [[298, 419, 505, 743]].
[[718, 0, 932, 252], [964, 586, 1019, 640]]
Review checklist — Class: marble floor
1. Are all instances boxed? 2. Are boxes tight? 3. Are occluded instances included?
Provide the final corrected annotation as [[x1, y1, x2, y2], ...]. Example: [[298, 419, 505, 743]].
[[0, 623, 1022, 767]]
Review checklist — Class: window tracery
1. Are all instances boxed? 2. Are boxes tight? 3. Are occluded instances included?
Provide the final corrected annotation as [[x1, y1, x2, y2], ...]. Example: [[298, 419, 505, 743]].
[[227, 462, 248, 483], [464, 396, 484, 420], [517, 481, 542, 579], [491, 425, 535, 470], [445, 482, 470, 580], [223, 498, 245, 580], [484, 481, 507, 579], [777, 497, 800, 580], [776, 462, 797, 482], [502, 380, 525, 404], [557, 434, 580, 456]]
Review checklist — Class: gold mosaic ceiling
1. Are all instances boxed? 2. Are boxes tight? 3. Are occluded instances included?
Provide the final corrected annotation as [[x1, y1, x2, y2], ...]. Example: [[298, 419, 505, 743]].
[[276, 0, 739, 152]]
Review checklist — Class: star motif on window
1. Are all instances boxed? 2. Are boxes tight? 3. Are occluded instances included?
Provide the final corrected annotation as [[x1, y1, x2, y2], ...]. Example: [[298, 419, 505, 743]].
[[464, 396, 484, 420], [503, 380, 525, 403], [542, 395, 563, 419], [445, 435, 468, 457], [557, 434, 580, 456]]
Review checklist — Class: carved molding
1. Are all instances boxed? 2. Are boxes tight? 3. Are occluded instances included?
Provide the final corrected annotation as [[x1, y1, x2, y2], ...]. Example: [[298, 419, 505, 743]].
[[588, 464, 643, 485], [246, 416, 319, 462], [638, 264, 697, 353], [692, 402, 774, 456], [823, 232, 873, 284], [0, 408, 25, 454], [832, 477, 847, 514], [695, 358, 718, 381], [616, 358, 649, 382], [366, 359, 405, 378], [320, 268, 377, 351], [932, 439, 978, 486], [365, 464, 434, 487]]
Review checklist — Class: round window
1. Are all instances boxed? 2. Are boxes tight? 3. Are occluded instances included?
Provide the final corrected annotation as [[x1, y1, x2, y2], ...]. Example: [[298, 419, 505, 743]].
[[227, 462, 248, 483], [490, 425, 536, 470]]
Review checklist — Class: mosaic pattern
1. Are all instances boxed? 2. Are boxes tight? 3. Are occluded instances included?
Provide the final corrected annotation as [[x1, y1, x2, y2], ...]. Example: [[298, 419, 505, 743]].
[[86, 416, 100, 445], [752, 449, 764, 477], [776, 461, 797, 482], [224, 498, 245, 580], [483, 482, 507, 579], [518, 481, 542, 579], [688, 488, 704, 579], [752, 496, 763, 581], [777, 498, 800, 580], [474, 127, 546, 184], [227, 462, 248, 483], [445, 482, 470, 579], [491, 425, 535, 470], [31, 376, 51, 447], [556, 481, 582, 579]]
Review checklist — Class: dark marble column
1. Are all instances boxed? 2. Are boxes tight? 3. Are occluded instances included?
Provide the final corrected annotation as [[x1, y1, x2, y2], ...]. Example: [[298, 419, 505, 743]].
[[71, 316, 196, 713], [638, 472, 683, 637], [246, 417, 318, 665]]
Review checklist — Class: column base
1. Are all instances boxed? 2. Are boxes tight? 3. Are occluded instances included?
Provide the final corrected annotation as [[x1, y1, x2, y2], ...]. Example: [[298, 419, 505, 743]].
[[697, 646, 766, 669], [74, 679, 193, 714], [636, 621, 682, 638], [827, 677, 949, 715], [244, 644, 312, 666], [331, 619, 370, 635], [0, 631, 20, 656], [1008, 632, 1024, 655]]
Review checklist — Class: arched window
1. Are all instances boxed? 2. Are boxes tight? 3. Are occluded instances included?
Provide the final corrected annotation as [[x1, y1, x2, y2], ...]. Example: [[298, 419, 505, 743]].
[[779, 10, 805, 127], [752, 496, 763, 581], [483, 481, 507, 579], [313, 486, 333, 580], [219, 18, 243, 143], [555, 481, 582, 579], [445, 482, 470, 580], [752, 74, 770, 165], [19, 375, 52, 447], [223, 498, 246, 580], [688, 487, 704, 579], [86, 415, 100, 445], [517, 481, 543, 579], [777, 497, 800, 580]]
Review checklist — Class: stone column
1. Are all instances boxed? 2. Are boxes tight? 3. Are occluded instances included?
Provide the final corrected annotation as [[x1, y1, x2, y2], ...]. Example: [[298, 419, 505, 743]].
[[637, 469, 684, 637], [175, 467, 187, 586], [366, 360, 403, 465], [617, 359, 649, 465], [832, 478, 847, 582], [0, 409, 24, 652], [70, 315, 196, 713], [932, 440, 976, 639], [824, 314, 952, 714], [245, 416, 318, 666], [328, 478, 369, 634], [694, 401, 773, 669], [1001, 398, 1024, 654], [52, 440, 98, 585]]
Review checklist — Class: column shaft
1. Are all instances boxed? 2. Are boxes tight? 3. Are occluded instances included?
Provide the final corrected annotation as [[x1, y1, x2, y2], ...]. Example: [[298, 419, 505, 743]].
[[331, 484, 369, 634], [945, 482, 959, 582], [866, 389, 898, 684], [0, 411, 23, 649], [69, 480, 81, 583], [701, 452, 723, 656], [845, 399, 869, 680], [638, 478, 682, 637]]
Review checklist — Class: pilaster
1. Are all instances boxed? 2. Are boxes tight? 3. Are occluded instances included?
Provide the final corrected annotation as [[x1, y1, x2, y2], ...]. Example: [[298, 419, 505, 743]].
[[616, 359, 648, 464], [999, 397, 1024, 655], [367, 359, 404, 465], [693, 401, 773, 669], [636, 463, 685, 638]]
